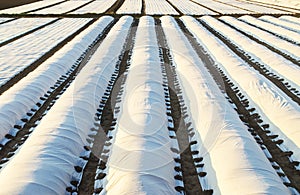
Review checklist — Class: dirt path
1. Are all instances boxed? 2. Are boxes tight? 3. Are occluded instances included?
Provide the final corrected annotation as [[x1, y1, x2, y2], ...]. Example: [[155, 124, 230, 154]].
[[0, 0, 40, 10], [156, 19, 213, 195], [75, 19, 138, 195]]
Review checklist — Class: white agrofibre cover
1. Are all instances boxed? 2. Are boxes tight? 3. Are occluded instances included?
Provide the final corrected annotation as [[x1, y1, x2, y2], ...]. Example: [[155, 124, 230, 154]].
[[0, 18, 55, 44], [161, 15, 289, 195], [0, 16, 133, 195], [0, 16, 113, 141], [199, 15, 300, 162], [0, 0, 64, 14], [220, 16, 300, 62], [239, 15, 300, 45], [202, 16, 300, 91], [105, 16, 176, 195]]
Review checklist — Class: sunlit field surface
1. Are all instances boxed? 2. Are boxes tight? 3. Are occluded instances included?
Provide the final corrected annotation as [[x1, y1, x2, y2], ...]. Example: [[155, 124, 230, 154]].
[[0, 0, 299, 194]]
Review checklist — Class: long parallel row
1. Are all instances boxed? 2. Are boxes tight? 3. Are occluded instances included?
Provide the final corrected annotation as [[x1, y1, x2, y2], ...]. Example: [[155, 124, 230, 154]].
[[0, 18, 92, 88], [220, 0, 290, 14], [167, 0, 216, 15], [145, 0, 179, 15], [70, 0, 117, 14], [221, 16, 300, 63], [0, 15, 133, 194], [238, 0, 300, 13], [200, 16, 300, 98], [0, 18, 56, 45], [280, 15, 300, 25], [102, 16, 177, 194], [116, 0, 142, 14], [192, 0, 250, 14], [30, 0, 91, 14], [0, 0, 295, 15], [196, 16, 300, 163], [0, 0, 65, 14], [239, 15, 300, 45], [260, 15, 300, 33], [162, 16, 289, 194], [0, 16, 114, 160], [0, 13, 299, 194]]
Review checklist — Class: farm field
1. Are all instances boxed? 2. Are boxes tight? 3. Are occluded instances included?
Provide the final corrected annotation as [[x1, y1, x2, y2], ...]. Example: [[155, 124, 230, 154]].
[[0, 0, 299, 194]]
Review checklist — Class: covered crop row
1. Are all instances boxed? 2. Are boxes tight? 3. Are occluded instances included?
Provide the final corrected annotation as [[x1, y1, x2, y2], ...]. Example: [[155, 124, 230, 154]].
[[103, 16, 177, 194], [218, 0, 290, 14], [239, 15, 300, 45], [145, 0, 179, 15], [167, 0, 216, 15], [116, 0, 142, 14], [201, 16, 300, 97], [162, 15, 289, 194], [0, 18, 92, 88], [260, 15, 300, 33], [192, 0, 250, 14], [0, 15, 132, 194], [0, 0, 65, 14], [221, 16, 300, 63], [30, 0, 92, 14], [0, 18, 56, 45], [0, 16, 113, 153], [70, 0, 117, 14]]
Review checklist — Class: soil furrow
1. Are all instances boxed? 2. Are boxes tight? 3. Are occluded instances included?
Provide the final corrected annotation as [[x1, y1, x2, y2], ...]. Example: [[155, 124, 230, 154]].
[[0, 19, 117, 168], [177, 18, 300, 193], [105, 0, 126, 14], [76, 19, 138, 195], [156, 19, 213, 195]]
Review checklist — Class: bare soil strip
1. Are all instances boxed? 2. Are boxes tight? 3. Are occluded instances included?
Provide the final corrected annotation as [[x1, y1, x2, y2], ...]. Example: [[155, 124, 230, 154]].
[[105, 0, 127, 14], [156, 19, 213, 195], [177, 18, 300, 193], [0, 18, 60, 47], [142, 0, 146, 15], [0, 19, 116, 168], [220, 19, 300, 67], [199, 19, 300, 106], [0, 0, 39, 10], [76, 19, 138, 195], [0, 19, 96, 96]]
